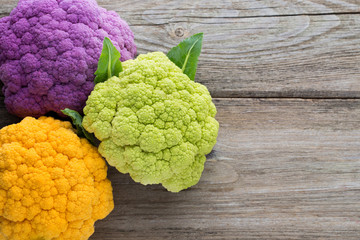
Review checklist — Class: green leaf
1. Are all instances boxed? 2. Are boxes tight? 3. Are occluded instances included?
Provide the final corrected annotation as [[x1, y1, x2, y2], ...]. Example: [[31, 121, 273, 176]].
[[167, 33, 203, 81], [61, 108, 95, 145], [94, 37, 123, 84]]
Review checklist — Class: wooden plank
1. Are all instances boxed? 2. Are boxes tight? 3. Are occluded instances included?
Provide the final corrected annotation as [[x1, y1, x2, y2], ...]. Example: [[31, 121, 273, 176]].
[[0, 97, 359, 239], [1, 0, 360, 17], [0, 1, 360, 98], [118, 11, 360, 98], [103, 0, 360, 15], [87, 98, 359, 240]]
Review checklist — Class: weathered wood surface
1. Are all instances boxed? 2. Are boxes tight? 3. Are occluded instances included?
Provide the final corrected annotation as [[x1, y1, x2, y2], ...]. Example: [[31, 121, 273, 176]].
[[1, 98, 359, 239], [91, 98, 360, 239], [3, 0, 359, 98], [104, 0, 360, 98], [0, 0, 360, 239]]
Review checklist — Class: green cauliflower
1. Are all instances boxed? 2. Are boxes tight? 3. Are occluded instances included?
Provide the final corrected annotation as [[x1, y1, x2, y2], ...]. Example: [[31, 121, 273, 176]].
[[83, 51, 218, 192]]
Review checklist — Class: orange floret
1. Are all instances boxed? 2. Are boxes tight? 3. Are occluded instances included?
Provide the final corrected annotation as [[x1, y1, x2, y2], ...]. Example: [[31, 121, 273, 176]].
[[0, 117, 114, 240]]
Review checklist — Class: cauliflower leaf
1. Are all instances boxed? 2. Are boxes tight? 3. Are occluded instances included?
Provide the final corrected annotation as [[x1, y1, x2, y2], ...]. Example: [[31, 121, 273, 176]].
[[167, 33, 203, 81], [61, 108, 95, 145], [94, 37, 123, 84]]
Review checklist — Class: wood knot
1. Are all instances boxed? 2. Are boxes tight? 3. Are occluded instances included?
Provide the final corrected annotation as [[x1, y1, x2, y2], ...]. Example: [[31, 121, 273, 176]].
[[175, 27, 184, 37]]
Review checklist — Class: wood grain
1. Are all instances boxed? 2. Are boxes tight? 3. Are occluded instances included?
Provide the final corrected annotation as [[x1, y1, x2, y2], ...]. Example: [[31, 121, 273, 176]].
[[111, 1, 360, 98], [1, 0, 360, 98], [88, 98, 360, 240], [0, 96, 359, 239], [1, 0, 359, 17]]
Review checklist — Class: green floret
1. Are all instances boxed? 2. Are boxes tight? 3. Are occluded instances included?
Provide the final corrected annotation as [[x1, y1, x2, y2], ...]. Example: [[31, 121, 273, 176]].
[[83, 52, 219, 192]]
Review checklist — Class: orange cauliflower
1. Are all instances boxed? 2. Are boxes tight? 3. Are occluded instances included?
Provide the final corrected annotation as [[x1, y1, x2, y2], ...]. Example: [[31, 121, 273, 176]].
[[0, 117, 114, 240]]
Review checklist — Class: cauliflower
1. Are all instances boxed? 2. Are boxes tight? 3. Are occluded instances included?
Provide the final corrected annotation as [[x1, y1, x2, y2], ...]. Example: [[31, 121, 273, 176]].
[[0, 117, 114, 240], [82, 52, 219, 192], [0, 0, 136, 118]]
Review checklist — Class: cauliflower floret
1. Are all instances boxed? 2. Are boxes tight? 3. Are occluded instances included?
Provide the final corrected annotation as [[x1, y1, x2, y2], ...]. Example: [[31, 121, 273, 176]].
[[0, 0, 136, 118], [83, 52, 219, 192], [0, 117, 114, 240]]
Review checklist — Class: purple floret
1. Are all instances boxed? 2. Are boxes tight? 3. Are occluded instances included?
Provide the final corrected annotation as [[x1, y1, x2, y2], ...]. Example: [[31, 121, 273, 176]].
[[0, 0, 136, 117]]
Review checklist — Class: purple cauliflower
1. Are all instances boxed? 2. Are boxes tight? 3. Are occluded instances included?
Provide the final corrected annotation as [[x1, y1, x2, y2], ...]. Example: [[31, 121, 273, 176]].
[[0, 0, 136, 118]]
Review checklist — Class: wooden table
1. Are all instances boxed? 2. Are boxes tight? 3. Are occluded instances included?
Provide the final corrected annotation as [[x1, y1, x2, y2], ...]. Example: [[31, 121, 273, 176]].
[[1, 0, 360, 239]]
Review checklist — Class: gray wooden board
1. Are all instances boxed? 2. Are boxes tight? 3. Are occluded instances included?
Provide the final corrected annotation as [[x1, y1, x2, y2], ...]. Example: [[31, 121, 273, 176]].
[[2, 0, 360, 16], [1, 0, 360, 98], [88, 98, 360, 240], [1, 98, 359, 239]]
